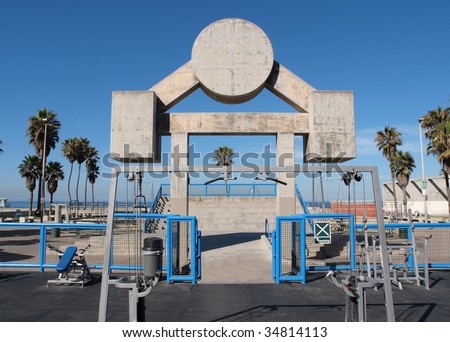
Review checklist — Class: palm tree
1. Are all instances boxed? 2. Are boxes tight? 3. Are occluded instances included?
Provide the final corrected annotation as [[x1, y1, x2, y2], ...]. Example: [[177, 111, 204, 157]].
[[212, 145, 235, 166], [18, 155, 41, 216], [392, 151, 416, 216], [62, 137, 78, 203], [88, 163, 100, 210], [375, 126, 402, 216], [74, 137, 90, 206], [421, 106, 450, 217], [27, 108, 61, 214], [84, 146, 99, 209], [421, 106, 448, 140], [45, 161, 65, 205]]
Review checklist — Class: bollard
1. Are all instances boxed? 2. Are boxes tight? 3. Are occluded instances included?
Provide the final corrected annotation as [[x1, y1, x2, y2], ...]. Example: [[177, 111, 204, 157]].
[[51, 204, 62, 238]]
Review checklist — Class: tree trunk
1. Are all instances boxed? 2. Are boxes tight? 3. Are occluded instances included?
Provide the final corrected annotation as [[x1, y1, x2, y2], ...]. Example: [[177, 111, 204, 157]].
[[76, 163, 81, 205], [29, 191, 33, 217], [445, 171, 450, 219], [35, 177, 41, 216], [84, 174, 88, 210], [67, 163, 73, 203], [91, 183, 95, 211], [390, 170, 398, 216], [402, 186, 407, 217]]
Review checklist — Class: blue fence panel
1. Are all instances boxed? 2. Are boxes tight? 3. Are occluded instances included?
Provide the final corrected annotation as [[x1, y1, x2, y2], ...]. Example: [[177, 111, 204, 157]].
[[166, 216, 201, 284], [0, 213, 193, 276], [356, 222, 450, 269], [273, 214, 356, 284]]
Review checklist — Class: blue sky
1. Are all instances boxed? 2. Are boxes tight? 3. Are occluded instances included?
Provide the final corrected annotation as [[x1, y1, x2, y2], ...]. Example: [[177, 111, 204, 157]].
[[0, 0, 449, 203]]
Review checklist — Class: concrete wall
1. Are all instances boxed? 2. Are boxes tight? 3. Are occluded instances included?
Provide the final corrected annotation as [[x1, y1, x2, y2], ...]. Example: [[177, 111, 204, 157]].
[[383, 175, 448, 216], [189, 196, 277, 232]]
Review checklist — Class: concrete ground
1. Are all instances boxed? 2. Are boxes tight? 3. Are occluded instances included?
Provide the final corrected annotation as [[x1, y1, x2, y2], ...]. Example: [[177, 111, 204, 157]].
[[1, 231, 450, 322]]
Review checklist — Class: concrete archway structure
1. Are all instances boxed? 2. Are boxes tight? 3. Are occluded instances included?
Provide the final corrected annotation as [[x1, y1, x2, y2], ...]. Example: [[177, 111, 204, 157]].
[[110, 18, 356, 217]]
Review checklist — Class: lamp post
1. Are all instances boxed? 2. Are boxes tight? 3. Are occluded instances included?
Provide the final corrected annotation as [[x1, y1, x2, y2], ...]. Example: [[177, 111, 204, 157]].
[[418, 117, 428, 222], [40, 118, 48, 223]]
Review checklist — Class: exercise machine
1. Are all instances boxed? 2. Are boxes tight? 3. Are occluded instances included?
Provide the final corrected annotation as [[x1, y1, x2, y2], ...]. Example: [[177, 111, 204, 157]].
[[47, 244, 92, 287]]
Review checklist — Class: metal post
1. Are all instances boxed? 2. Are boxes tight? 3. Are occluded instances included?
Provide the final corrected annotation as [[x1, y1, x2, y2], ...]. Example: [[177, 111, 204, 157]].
[[98, 170, 119, 322], [418, 118, 428, 222], [40, 119, 48, 223], [371, 167, 396, 322]]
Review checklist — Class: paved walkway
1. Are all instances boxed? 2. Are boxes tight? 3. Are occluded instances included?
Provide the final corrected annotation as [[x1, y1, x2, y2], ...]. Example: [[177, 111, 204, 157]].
[[200, 232, 272, 284], [1, 229, 450, 322], [1, 270, 450, 322]]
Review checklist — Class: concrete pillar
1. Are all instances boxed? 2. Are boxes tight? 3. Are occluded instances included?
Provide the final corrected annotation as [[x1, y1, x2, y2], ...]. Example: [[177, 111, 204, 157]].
[[170, 132, 189, 215], [55, 204, 62, 223], [276, 133, 296, 216]]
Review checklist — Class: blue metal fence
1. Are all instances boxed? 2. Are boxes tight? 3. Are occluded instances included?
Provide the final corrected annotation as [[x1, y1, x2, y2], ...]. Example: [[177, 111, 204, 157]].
[[356, 222, 450, 269], [0, 213, 202, 277], [272, 215, 450, 284], [166, 216, 201, 284], [273, 214, 356, 284], [0, 222, 106, 272]]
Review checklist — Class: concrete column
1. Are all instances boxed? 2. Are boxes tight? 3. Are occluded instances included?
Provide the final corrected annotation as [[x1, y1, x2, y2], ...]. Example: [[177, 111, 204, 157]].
[[276, 133, 296, 216], [170, 132, 189, 216], [55, 204, 62, 223]]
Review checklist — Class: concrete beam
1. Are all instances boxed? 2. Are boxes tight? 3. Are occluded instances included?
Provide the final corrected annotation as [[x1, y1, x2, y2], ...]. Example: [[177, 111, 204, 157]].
[[156, 112, 309, 135], [149, 61, 200, 113], [265, 61, 316, 113]]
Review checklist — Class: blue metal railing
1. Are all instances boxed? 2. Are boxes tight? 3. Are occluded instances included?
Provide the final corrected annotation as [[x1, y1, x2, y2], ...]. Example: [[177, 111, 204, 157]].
[[149, 185, 163, 214], [295, 186, 315, 233], [0, 213, 188, 273], [0, 222, 106, 272], [295, 186, 311, 215]]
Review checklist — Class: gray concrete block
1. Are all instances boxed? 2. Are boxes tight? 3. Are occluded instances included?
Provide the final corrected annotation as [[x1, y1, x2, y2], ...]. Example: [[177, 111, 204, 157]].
[[110, 91, 158, 162], [305, 91, 356, 162]]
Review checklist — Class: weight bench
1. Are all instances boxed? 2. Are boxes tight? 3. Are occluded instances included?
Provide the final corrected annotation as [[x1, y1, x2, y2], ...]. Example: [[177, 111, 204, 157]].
[[47, 244, 92, 287]]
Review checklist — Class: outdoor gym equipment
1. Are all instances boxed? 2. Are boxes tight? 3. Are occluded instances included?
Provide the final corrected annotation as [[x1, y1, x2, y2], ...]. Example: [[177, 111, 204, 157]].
[[47, 243, 92, 287], [371, 209, 431, 290], [100, 171, 166, 322], [255, 172, 287, 185]]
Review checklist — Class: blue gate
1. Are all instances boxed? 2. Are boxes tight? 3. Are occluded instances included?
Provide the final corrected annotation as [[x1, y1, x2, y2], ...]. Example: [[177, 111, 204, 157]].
[[166, 216, 201, 284], [273, 214, 356, 284]]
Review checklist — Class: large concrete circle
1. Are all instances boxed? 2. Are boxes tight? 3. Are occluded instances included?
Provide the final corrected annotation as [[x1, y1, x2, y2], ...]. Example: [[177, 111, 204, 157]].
[[192, 18, 274, 104]]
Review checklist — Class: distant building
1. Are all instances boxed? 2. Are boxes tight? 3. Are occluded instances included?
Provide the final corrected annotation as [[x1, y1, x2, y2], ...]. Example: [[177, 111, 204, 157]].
[[0, 198, 9, 209], [382, 175, 448, 216]]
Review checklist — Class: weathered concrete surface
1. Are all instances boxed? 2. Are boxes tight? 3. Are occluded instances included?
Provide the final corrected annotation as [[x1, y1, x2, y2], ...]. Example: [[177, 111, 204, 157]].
[[110, 18, 356, 166], [200, 232, 273, 284], [189, 196, 277, 231], [171, 132, 189, 215], [157, 112, 309, 135], [265, 61, 316, 113], [149, 61, 199, 112], [191, 18, 274, 104], [276, 133, 296, 216], [305, 91, 356, 162], [110, 91, 157, 162]]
